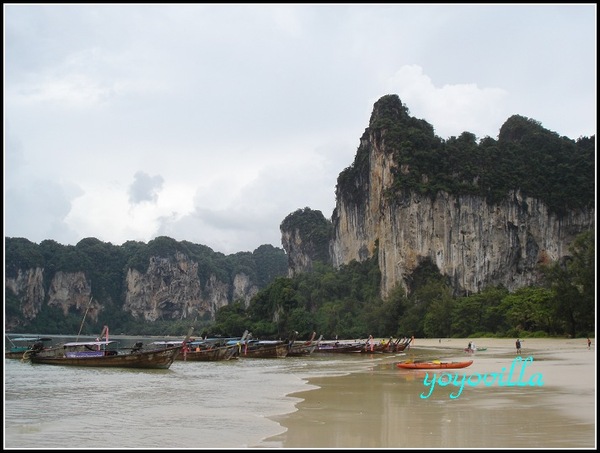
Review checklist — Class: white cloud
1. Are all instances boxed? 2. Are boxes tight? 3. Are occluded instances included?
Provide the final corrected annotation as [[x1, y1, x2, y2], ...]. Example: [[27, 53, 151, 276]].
[[387, 65, 508, 139], [4, 4, 596, 254]]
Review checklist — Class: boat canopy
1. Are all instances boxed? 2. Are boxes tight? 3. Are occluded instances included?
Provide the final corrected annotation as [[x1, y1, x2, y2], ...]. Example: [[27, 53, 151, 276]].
[[151, 341, 183, 346], [63, 340, 116, 347], [8, 337, 53, 342]]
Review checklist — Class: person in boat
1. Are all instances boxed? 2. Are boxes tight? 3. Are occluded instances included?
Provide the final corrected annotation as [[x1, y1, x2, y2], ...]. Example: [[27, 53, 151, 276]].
[[131, 342, 143, 353], [31, 341, 45, 352]]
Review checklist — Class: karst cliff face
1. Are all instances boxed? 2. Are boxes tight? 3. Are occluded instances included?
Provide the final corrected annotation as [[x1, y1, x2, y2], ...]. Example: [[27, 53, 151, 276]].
[[328, 99, 594, 298], [123, 252, 259, 321], [331, 186, 594, 298], [5, 268, 46, 326], [5, 252, 259, 331], [281, 228, 322, 277]]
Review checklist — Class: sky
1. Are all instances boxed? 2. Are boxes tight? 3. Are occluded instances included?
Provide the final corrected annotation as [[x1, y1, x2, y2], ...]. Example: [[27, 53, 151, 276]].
[[4, 4, 596, 255]]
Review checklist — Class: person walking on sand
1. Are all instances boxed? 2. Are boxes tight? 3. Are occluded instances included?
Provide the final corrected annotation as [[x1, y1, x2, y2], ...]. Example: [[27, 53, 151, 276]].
[[516, 338, 522, 354], [587, 337, 591, 349]]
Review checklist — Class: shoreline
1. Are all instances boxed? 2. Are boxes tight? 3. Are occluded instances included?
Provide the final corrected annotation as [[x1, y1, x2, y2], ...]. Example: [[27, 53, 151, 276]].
[[259, 337, 596, 448]]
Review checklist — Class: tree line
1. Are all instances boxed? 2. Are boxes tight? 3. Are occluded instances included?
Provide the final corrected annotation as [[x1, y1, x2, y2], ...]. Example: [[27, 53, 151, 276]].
[[212, 230, 594, 341]]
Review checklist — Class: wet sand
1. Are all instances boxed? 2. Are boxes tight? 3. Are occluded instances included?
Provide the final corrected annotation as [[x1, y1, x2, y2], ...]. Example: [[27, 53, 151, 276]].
[[261, 337, 596, 449]]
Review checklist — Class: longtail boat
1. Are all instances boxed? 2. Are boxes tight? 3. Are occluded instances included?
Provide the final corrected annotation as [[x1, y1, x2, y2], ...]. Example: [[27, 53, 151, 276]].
[[287, 332, 323, 357], [172, 330, 249, 361], [24, 326, 190, 370], [391, 337, 413, 352], [363, 336, 412, 353], [238, 340, 289, 358], [5, 336, 54, 359], [315, 340, 365, 353], [238, 331, 297, 358]]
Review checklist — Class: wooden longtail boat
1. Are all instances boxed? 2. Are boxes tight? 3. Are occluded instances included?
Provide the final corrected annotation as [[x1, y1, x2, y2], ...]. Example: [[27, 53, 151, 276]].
[[315, 336, 412, 354], [362, 337, 412, 353], [182, 345, 239, 361], [315, 341, 365, 353], [287, 332, 323, 357], [237, 331, 297, 359], [25, 340, 182, 369], [238, 340, 289, 358], [391, 337, 413, 352], [175, 330, 249, 361], [396, 360, 473, 370], [24, 325, 191, 369], [5, 336, 54, 359]]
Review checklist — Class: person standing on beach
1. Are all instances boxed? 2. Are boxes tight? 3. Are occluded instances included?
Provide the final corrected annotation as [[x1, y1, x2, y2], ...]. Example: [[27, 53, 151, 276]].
[[516, 338, 522, 354], [587, 337, 591, 349]]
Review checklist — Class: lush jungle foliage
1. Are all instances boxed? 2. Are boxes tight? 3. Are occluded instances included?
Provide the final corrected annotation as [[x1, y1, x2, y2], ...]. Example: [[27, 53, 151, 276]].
[[212, 230, 594, 340]]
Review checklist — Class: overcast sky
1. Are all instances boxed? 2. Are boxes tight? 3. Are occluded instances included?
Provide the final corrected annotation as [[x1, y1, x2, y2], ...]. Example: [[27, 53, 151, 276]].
[[4, 4, 596, 255]]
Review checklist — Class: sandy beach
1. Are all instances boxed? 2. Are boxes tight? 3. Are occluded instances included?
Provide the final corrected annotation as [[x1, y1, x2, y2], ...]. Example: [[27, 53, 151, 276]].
[[261, 337, 596, 449]]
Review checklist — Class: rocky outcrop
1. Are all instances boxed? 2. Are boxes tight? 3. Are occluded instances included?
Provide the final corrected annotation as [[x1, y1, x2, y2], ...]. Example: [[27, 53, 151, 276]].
[[5, 268, 45, 324], [5, 251, 261, 329], [328, 97, 595, 298], [331, 188, 594, 297], [123, 252, 258, 321], [232, 273, 259, 305], [124, 253, 204, 321], [280, 207, 333, 277], [281, 228, 315, 277], [47, 271, 97, 318]]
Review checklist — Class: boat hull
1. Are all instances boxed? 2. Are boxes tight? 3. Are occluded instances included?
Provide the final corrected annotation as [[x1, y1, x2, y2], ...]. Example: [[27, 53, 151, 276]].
[[240, 343, 289, 358], [178, 345, 239, 361], [5, 350, 29, 359], [287, 344, 317, 356], [396, 360, 473, 370], [314, 341, 365, 354]]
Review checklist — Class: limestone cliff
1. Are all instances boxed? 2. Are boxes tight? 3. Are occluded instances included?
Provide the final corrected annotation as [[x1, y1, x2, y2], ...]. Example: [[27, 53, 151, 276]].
[[4, 268, 45, 326], [331, 188, 594, 297], [5, 248, 264, 331], [47, 271, 98, 318], [327, 95, 595, 298], [280, 207, 333, 277]]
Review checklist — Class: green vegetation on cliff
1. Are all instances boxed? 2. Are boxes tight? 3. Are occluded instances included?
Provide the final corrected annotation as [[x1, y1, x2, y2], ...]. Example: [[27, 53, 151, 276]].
[[280, 207, 333, 265], [337, 94, 595, 216]]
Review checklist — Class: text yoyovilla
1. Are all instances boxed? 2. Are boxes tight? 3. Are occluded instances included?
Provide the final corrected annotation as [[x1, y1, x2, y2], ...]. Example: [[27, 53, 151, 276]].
[[420, 356, 544, 399]]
